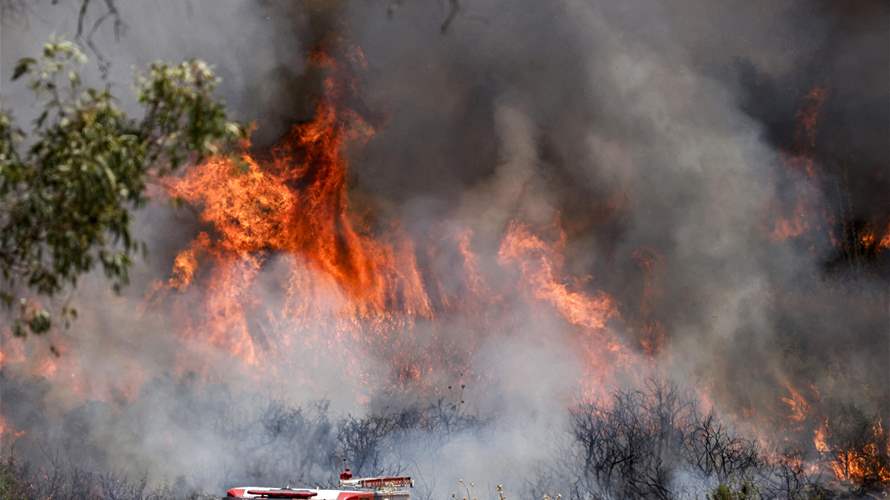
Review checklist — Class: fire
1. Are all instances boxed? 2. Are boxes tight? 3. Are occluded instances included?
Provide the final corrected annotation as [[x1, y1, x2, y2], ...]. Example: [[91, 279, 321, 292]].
[[830, 445, 890, 486], [0, 28, 886, 500], [781, 383, 809, 424], [497, 221, 629, 398], [161, 45, 439, 375], [154, 42, 633, 400], [457, 229, 491, 299], [0, 414, 26, 444], [859, 229, 876, 249], [813, 417, 890, 488], [879, 223, 890, 250], [814, 420, 829, 453], [853, 222, 890, 254], [769, 86, 828, 243], [770, 199, 809, 241], [169, 232, 210, 290], [498, 222, 616, 332], [170, 55, 392, 297], [795, 86, 827, 153], [0, 329, 126, 404], [769, 85, 890, 265], [632, 248, 666, 356]]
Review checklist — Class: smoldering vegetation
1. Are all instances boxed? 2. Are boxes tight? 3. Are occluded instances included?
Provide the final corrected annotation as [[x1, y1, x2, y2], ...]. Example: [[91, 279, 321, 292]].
[[5, 378, 885, 498], [0, 372, 476, 498]]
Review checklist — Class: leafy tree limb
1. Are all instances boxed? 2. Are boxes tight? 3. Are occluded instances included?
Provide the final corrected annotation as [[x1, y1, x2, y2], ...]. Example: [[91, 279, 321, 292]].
[[0, 38, 242, 336]]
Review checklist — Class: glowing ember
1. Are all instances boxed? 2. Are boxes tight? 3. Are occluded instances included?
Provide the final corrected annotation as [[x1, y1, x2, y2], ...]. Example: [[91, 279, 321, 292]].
[[855, 222, 890, 254], [859, 229, 876, 249]]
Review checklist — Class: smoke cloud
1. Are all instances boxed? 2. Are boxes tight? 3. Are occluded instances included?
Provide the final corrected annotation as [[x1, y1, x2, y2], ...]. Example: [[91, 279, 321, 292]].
[[1, 0, 888, 497]]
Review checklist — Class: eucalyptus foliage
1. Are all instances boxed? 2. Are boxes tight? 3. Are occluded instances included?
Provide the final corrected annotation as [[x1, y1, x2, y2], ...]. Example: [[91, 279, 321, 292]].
[[0, 39, 241, 335]]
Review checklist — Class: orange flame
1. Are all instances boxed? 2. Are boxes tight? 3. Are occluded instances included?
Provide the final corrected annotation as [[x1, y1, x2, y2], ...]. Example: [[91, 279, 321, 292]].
[[814, 420, 829, 453], [632, 248, 666, 356], [155, 41, 637, 402], [770, 199, 810, 241], [813, 417, 890, 487], [0, 414, 26, 444], [769, 86, 828, 243], [498, 222, 616, 331], [161, 46, 438, 375], [781, 383, 810, 424], [0, 44, 635, 415], [795, 86, 827, 154], [497, 221, 628, 399], [879, 224, 890, 250]]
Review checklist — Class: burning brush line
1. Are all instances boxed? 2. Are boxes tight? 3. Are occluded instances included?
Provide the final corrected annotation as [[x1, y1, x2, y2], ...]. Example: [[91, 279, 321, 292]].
[[159, 42, 890, 490], [753, 83, 890, 490], [170, 44, 890, 490]]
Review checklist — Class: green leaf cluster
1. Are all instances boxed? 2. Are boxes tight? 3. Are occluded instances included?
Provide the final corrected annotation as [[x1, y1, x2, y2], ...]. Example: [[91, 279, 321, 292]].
[[709, 482, 761, 500], [0, 38, 242, 335]]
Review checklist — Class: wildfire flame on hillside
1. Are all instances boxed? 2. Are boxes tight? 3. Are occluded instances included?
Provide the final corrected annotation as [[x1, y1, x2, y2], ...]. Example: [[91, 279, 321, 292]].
[[1, 37, 887, 493]]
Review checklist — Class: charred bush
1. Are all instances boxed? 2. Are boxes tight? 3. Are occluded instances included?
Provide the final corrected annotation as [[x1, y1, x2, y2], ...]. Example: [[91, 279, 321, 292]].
[[336, 412, 404, 475], [568, 381, 692, 499], [685, 413, 760, 482], [563, 381, 825, 499]]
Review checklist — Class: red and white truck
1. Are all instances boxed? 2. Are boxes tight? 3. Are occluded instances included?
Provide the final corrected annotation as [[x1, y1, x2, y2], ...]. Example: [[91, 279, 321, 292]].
[[226, 469, 412, 500]]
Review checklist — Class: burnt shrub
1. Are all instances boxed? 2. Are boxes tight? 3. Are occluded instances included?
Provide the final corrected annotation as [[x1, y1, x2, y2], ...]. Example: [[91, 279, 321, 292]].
[[560, 381, 825, 499]]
